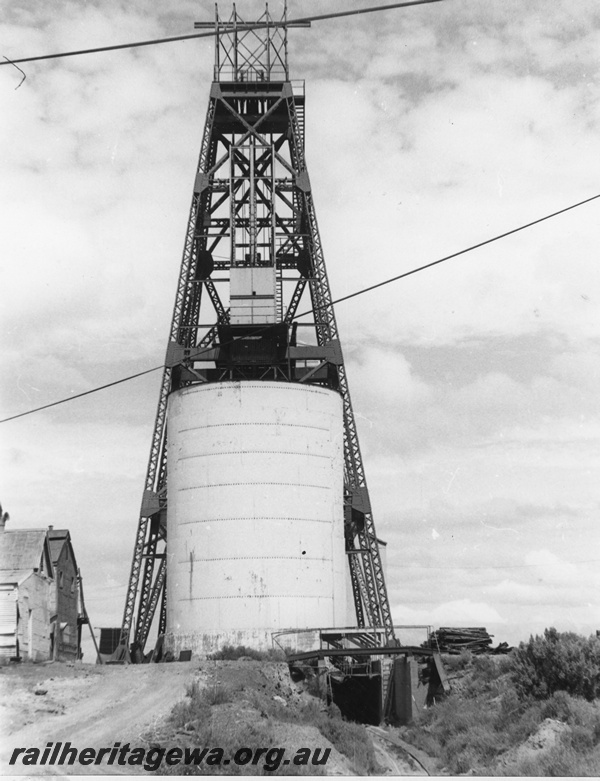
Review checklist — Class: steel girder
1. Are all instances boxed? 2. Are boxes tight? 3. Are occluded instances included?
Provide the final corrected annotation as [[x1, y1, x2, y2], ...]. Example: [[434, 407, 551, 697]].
[[120, 73, 395, 657]]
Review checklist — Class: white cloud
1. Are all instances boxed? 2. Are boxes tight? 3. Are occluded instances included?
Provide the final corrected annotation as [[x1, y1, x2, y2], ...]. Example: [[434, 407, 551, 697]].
[[394, 599, 507, 626], [1, 0, 600, 642]]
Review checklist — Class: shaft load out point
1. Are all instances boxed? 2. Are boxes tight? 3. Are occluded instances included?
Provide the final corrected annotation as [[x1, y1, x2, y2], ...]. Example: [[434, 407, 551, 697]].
[[119, 2, 394, 661]]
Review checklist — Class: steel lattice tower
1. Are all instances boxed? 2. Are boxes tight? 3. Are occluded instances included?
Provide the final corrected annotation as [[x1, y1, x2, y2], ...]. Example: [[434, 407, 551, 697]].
[[118, 3, 395, 660]]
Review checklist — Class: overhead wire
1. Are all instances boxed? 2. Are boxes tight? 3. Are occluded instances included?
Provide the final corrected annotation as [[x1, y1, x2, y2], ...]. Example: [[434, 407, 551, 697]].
[[3, 56, 26, 88], [5, 0, 593, 630], [1, 190, 599, 425], [0, 367, 161, 424], [295, 191, 600, 318], [0, 0, 444, 67], [2, 0, 594, 425]]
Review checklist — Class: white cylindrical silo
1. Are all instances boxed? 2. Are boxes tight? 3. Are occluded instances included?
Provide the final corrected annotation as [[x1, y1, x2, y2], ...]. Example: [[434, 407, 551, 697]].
[[164, 381, 346, 656]]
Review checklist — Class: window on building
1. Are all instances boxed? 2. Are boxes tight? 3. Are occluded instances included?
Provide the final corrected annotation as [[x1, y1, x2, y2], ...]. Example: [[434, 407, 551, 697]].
[[58, 571, 64, 589]]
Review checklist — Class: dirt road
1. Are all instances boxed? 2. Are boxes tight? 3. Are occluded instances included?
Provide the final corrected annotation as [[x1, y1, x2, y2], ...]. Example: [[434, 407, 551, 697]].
[[1, 661, 194, 775]]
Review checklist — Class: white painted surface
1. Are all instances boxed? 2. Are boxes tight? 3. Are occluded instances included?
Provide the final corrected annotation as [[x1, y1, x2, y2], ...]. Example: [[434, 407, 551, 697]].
[[165, 381, 346, 654]]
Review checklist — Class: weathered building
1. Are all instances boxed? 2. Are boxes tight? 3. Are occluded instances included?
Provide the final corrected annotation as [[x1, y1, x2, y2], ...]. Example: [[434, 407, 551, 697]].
[[0, 518, 81, 663], [47, 528, 80, 661], [0, 525, 54, 663]]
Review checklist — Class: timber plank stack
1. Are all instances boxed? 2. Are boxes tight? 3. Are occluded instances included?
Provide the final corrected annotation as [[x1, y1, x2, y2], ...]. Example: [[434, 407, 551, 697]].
[[430, 627, 494, 654]]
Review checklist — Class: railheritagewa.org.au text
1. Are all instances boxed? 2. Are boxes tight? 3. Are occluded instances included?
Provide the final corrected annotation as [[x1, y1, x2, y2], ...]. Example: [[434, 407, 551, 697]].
[[9, 741, 331, 772]]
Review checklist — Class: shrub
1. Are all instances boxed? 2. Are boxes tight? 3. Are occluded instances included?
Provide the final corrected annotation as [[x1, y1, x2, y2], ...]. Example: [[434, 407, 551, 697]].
[[540, 690, 600, 746], [495, 654, 514, 676], [512, 628, 600, 701], [169, 665, 378, 776], [208, 644, 264, 661], [473, 654, 496, 680], [443, 725, 500, 772], [451, 746, 479, 775], [171, 681, 234, 728], [505, 701, 543, 746], [309, 705, 379, 775], [207, 644, 286, 662], [496, 743, 600, 777], [443, 650, 472, 672], [204, 683, 234, 706], [494, 689, 522, 731]]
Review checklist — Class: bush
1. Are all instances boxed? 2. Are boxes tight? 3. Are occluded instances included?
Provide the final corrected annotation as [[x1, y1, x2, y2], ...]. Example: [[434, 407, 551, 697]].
[[467, 655, 504, 694], [443, 650, 473, 672], [208, 644, 262, 661], [494, 689, 522, 731], [444, 725, 500, 773], [505, 701, 543, 746], [512, 628, 600, 701], [496, 743, 600, 777], [540, 691, 600, 740], [207, 644, 286, 662], [309, 705, 379, 775], [168, 665, 379, 776], [167, 681, 278, 775]]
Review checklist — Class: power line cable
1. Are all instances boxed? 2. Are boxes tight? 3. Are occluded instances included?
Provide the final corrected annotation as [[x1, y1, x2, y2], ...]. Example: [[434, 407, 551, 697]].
[[0, 367, 161, 424], [0, 1, 444, 67], [296, 191, 600, 318], [1, 190, 598, 425]]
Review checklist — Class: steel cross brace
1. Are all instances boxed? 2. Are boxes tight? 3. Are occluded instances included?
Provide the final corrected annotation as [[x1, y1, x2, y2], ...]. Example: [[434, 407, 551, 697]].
[[119, 96, 220, 653], [121, 72, 396, 654]]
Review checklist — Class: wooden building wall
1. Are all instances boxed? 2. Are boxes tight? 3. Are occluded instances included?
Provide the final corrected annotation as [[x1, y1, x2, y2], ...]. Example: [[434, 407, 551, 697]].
[[16, 573, 53, 662], [0, 586, 18, 663], [52, 543, 79, 661]]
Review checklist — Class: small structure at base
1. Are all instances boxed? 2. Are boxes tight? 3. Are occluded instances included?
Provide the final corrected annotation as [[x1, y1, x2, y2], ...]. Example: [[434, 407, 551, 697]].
[[281, 626, 450, 726], [47, 528, 80, 661], [0, 512, 82, 663], [98, 627, 122, 663]]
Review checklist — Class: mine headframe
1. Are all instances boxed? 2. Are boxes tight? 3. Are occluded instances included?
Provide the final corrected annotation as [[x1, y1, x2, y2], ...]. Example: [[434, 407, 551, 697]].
[[117, 3, 395, 661]]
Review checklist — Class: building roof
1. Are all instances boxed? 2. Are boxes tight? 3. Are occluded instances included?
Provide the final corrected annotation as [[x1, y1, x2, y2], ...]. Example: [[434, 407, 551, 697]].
[[47, 529, 69, 565], [0, 569, 36, 586], [47, 528, 77, 573], [0, 529, 49, 573]]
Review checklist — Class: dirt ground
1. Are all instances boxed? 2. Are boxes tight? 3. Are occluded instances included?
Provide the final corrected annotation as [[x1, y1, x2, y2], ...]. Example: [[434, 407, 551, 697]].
[[0, 659, 428, 776], [0, 661, 194, 775]]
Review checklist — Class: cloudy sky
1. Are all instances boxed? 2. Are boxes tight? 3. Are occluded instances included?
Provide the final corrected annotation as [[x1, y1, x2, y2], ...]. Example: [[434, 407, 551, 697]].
[[1, 0, 600, 656]]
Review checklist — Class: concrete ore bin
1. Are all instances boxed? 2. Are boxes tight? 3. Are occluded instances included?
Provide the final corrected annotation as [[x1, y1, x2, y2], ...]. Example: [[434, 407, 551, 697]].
[[164, 381, 346, 656]]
